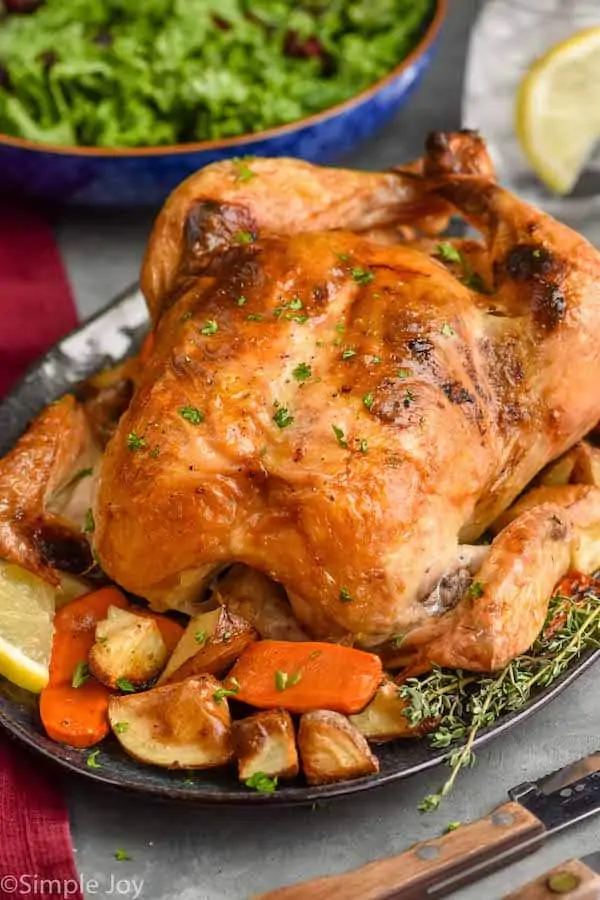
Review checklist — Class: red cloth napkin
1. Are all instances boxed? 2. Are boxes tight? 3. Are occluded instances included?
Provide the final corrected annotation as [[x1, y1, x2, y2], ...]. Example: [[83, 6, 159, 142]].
[[0, 203, 77, 396], [0, 203, 81, 899]]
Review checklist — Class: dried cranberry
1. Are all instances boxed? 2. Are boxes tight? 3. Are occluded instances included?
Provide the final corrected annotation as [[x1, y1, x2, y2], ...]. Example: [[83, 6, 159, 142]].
[[4, 0, 44, 13], [284, 31, 325, 59]]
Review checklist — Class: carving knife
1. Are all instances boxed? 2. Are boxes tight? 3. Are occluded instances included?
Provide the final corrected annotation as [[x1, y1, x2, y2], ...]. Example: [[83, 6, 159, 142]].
[[255, 751, 600, 900], [502, 852, 600, 898]]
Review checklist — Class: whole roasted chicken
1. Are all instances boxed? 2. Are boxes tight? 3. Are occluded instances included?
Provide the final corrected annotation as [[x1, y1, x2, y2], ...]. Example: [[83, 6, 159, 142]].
[[3, 132, 600, 673]]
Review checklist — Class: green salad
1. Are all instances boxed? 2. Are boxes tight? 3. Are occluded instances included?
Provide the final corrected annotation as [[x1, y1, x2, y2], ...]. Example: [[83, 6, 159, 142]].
[[0, 0, 432, 148]]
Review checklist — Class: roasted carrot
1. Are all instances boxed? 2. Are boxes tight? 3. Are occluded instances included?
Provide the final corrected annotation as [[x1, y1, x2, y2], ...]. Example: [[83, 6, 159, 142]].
[[40, 682, 113, 749], [40, 586, 129, 748], [41, 586, 184, 747], [225, 640, 382, 715], [543, 571, 600, 641]]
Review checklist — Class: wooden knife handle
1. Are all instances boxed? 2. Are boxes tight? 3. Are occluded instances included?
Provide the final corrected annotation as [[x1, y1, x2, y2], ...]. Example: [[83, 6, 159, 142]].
[[254, 800, 545, 900], [503, 858, 600, 899]]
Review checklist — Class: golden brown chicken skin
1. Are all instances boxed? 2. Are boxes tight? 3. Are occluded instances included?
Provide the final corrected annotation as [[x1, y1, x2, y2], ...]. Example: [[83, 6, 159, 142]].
[[87, 133, 600, 662]]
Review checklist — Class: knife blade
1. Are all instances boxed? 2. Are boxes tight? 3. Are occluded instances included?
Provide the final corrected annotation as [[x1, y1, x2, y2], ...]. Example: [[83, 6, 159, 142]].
[[502, 851, 600, 899], [254, 751, 600, 900]]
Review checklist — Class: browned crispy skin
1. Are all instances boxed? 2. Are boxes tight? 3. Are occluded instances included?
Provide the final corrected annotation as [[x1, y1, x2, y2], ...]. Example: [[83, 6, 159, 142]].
[[0, 396, 93, 583], [91, 133, 600, 664]]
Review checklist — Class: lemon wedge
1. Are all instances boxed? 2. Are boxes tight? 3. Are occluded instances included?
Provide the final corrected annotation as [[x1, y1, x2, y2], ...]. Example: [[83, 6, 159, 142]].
[[0, 561, 56, 693], [516, 26, 600, 195]]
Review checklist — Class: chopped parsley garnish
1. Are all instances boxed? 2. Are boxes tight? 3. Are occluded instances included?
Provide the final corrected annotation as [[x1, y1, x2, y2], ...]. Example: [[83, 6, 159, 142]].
[[180, 311, 193, 322], [86, 750, 102, 769], [273, 406, 294, 429], [195, 630, 208, 645], [236, 295, 247, 306], [150, 446, 161, 459], [341, 347, 356, 360], [359, 439, 368, 454], [222, 631, 232, 641], [116, 678, 136, 693], [127, 432, 146, 452], [403, 389, 415, 408], [391, 634, 405, 649], [335, 322, 346, 334], [113, 722, 129, 735], [246, 313, 263, 321], [201, 319, 218, 335], [436, 242, 462, 264], [351, 266, 374, 285], [83, 508, 95, 534], [232, 157, 256, 183], [275, 670, 289, 691], [363, 393, 375, 411], [445, 822, 462, 833], [179, 406, 205, 425], [71, 660, 90, 688], [469, 581, 485, 599], [332, 424, 348, 448], [308, 650, 322, 660], [274, 297, 305, 321], [371, 355, 381, 364], [236, 230, 255, 244], [462, 272, 488, 293], [292, 362, 312, 382], [214, 679, 240, 704], [336, 252, 350, 263], [340, 586, 353, 603], [274, 670, 301, 691], [436, 242, 488, 294], [115, 849, 132, 862], [441, 323, 455, 337], [245, 772, 278, 794], [398, 368, 411, 379]]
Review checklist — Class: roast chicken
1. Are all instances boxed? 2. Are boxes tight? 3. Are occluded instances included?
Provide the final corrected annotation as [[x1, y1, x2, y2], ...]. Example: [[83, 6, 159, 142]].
[[3, 131, 600, 673]]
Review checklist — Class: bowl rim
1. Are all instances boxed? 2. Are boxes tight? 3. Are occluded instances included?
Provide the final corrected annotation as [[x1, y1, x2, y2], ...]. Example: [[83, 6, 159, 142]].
[[0, 0, 446, 159]]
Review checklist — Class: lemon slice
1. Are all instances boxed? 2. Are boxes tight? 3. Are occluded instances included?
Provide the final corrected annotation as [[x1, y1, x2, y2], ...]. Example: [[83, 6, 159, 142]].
[[0, 561, 56, 693], [516, 26, 600, 195]]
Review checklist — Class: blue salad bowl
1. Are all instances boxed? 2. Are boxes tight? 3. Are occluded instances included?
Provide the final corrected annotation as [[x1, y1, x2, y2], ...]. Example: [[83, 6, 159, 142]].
[[0, 0, 446, 208]]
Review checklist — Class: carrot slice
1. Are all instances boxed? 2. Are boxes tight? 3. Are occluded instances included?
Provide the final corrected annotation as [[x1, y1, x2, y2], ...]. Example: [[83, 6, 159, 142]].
[[40, 682, 113, 749], [225, 640, 382, 715], [41, 586, 185, 748], [41, 586, 129, 748]]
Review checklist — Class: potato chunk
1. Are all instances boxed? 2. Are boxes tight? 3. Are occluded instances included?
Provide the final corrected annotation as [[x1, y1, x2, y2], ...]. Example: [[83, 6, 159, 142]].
[[232, 709, 299, 782], [298, 710, 379, 785], [109, 674, 233, 769], [158, 606, 257, 685], [89, 605, 167, 689], [349, 679, 433, 742]]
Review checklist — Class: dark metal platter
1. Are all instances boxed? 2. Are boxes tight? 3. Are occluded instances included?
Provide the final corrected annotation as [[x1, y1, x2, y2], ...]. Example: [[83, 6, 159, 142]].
[[0, 284, 598, 806]]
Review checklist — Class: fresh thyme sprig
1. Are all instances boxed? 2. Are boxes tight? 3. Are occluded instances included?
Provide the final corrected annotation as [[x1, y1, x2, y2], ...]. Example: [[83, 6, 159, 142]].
[[399, 589, 600, 812]]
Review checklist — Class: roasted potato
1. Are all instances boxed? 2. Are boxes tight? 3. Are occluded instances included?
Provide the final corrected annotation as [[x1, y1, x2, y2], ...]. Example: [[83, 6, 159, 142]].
[[158, 605, 257, 684], [232, 709, 299, 782], [108, 673, 233, 768], [89, 605, 167, 689], [215, 564, 308, 641], [298, 710, 379, 785], [349, 679, 435, 742]]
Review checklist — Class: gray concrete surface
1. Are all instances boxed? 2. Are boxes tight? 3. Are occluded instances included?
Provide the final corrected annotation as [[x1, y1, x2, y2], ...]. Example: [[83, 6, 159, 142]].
[[53, 2, 600, 897]]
